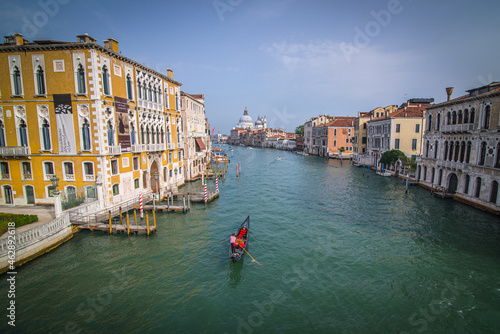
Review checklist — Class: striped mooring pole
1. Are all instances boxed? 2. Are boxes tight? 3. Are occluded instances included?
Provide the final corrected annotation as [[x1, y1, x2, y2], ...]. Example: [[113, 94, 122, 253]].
[[215, 175, 219, 193], [204, 180, 208, 203], [139, 192, 144, 219]]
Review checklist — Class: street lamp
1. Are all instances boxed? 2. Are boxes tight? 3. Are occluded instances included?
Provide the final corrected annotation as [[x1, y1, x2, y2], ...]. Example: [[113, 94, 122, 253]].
[[50, 175, 60, 195], [50, 174, 62, 217]]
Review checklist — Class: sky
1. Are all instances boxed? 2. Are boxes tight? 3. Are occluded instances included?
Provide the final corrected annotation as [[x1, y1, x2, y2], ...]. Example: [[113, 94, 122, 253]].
[[2, 0, 500, 135]]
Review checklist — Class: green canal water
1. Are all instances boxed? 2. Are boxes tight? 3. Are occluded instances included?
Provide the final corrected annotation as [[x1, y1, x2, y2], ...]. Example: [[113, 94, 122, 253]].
[[2, 146, 500, 334]]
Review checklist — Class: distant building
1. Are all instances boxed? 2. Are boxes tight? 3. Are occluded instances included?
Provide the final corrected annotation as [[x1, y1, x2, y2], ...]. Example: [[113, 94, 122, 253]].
[[303, 115, 333, 154], [417, 83, 500, 213], [313, 117, 356, 157]]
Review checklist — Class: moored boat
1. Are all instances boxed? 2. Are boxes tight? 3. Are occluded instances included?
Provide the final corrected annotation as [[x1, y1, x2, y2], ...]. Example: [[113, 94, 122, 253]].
[[229, 216, 250, 262]]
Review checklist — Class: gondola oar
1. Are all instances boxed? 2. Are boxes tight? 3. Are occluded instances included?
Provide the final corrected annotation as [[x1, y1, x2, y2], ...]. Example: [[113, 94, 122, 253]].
[[242, 247, 262, 266]]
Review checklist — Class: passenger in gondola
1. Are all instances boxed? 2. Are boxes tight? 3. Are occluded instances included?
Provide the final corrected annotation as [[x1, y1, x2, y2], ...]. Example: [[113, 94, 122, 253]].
[[230, 233, 236, 247]]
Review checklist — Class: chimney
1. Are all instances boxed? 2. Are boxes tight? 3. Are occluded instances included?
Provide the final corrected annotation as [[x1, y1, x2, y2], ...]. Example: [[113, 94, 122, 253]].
[[103, 38, 119, 53], [77, 33, 96, 44], [166, 68, 173, 79], [446, 87, 454, 101]]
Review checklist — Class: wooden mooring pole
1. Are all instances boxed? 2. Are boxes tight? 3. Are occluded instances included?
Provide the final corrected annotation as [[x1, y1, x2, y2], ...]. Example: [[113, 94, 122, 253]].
[[108, 210, 112, 234], [126, 213, 130, 236]]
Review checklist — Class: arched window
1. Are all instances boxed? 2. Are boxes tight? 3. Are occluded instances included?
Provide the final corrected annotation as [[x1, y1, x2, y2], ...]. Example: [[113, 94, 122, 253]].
[[42, 119, 51, 150], [137, 80, 142, 99], [107, 121, 114, 146], [443, 141, 449, 161], [479, 141, 487, 166], [140, 125, 145, 144], [423, 166, 427, 182], [160, 128, 164, 144], [425, 140, 430, 158], [436, 113, 441, 131], [156, 126, 160, 144], [470, 108, 475, 124], [463, 109, 469, 124], [475, 177, 482, 198], [417, 165, 421, 181], [466, 141, 472, 163], [0, 121, 6, 147], [457, 110, 463, 124], [130, 123, 136, 145], [490, 181, 499, 204], [452, 111, 457, 125], [66, 186, 76, 200], [36, 65, 45, 95], [448, 141, 454, 161], [431, 168, 435, 184], [13, 66, 22, 95], [127, 74, 133, 100], [19, 119, 28, 146], [102, 66, 110, 95], [146, 126, 150, 144], [143, 83, 147, 99], [483, 105, 491, 129], [447, 111, 451, 125], [151, 127, 156, 144], [459, 141, 465, 163], [428, 114, 433, 131], [434, 140, 439, 159], [496, 143, 500, 168], [463, 175, 470, 194], [77, 64, 86, 94], [82, 119, 91, 150], [454, 141, 460, 162], [148, 84, 152, 101], [153, 87, 158, 103], [438, 169, 443, 185], [175, 92, 179, 111]]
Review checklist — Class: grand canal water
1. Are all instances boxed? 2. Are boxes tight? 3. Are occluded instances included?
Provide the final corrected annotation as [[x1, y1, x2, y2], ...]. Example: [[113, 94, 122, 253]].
[[2, 146, 500, 334]]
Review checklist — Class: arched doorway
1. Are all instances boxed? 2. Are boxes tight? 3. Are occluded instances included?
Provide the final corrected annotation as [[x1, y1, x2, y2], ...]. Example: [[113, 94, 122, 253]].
[[150, 160, 159, 193], [448, 173, 458, 194]]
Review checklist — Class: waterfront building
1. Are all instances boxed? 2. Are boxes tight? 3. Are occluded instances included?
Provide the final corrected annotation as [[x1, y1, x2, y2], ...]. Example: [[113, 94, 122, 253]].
[[180, 92, 209, 181], [303, 115, 333, 153], [313, 117, 355, 157], [0, 33, 184, 207], [366, 100, 430, 166], [417, 83, 500, 213]]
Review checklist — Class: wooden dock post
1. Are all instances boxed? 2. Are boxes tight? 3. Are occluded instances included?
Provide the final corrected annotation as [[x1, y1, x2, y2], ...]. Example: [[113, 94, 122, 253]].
[[146, 212, 150, 236], [167, 194, 170, 212], [183, 195, 186, 212], [153, 209, 156, 229], [108, 210, 112, 234], [134, 209, 137, 226], [126, 213, 130, 236], [188, 194, 191, 210], [119, 207, 123, 225]]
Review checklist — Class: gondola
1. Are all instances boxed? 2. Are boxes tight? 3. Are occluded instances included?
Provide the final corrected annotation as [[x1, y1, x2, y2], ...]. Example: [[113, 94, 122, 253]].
[[229, 216, 249, 262]]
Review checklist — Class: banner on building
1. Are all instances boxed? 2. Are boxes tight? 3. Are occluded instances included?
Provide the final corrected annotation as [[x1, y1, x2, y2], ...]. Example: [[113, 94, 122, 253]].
[[53, 94, 76, 154], [115, 96, 131, 152]]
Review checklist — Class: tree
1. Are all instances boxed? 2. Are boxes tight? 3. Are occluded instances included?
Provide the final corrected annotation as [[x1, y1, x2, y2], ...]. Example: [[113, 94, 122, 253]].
[[380, 149, 408, 165], [339, 147, 345, 153], [295, 125, 304, 136]]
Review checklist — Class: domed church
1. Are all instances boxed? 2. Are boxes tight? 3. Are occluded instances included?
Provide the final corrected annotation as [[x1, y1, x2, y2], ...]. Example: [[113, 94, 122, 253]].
[[235, 107, 267, 130]]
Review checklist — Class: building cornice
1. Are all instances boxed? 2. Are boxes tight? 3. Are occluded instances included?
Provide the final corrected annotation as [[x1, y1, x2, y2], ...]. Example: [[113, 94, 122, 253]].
[[0, 42, 182, 86], [427, 91, 500, 110]]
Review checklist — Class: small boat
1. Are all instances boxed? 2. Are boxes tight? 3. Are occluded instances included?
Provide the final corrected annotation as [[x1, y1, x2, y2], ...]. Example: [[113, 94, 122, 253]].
[[229, 216, 250, 262]]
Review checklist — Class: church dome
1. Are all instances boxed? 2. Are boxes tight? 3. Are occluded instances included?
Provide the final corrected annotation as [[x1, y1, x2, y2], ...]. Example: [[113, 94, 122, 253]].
[[237, 107, 253, 128]]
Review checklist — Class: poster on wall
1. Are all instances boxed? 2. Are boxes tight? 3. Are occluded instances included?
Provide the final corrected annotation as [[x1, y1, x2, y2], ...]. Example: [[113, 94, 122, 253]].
[[115, 96, 130, 152], [53, 94, 76, 154]]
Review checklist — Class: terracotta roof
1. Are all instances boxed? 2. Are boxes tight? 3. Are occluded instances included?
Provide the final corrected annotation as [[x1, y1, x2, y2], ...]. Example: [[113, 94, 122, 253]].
[[389, 106, 425, 118]]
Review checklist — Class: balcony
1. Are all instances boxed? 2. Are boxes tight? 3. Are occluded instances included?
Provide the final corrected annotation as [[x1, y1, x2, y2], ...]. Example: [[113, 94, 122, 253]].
[[108, 145, 122, 155], [45, 173, 56, 181], [23, 173, 33, 180], [437, 160, 469, 172], [84, 174, 95, 182], [146, 143, 165, 152], [167, 143, 176, 150], [188, 131, 206, 138], [441, 124, 474, 133], [64, 174, 75, 181], [132, 144, 145, 153], [0, 146, 30, 157], [1, 173, 10, 180]]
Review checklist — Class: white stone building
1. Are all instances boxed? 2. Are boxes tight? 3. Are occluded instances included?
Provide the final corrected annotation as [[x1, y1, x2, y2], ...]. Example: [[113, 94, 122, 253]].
[[180, 92, 210, 181], [417, 83, 500, 214]]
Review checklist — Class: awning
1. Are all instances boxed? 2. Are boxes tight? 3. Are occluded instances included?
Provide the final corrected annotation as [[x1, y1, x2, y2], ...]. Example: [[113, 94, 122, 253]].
[[195, 138, 206, 151]]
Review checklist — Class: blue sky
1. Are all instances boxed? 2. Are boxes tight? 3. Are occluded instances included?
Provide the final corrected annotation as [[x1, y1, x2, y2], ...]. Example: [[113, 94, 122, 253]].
[[2, 0, 500, 134]]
